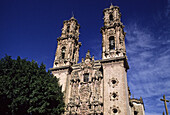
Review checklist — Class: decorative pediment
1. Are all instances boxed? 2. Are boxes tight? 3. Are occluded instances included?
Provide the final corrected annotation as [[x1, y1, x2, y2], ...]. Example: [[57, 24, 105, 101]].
[[80, 50, 95, 69]]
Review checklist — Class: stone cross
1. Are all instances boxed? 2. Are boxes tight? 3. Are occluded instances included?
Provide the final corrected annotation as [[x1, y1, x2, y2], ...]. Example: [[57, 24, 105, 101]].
[[160, 95, 169, 115]]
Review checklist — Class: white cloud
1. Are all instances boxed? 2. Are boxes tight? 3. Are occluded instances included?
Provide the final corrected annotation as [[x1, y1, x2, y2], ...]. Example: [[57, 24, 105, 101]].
[[145, 113, 161, 115], [125, 23, 170, 114]]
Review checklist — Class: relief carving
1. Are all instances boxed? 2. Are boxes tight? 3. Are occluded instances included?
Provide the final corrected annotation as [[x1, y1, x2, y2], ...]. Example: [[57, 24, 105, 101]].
[[110, 92, 118, 101], [66, 53, 103, 115], [108, 77, 119, 88], [108, 105, 121, 114], [79, 84, 91, 101]]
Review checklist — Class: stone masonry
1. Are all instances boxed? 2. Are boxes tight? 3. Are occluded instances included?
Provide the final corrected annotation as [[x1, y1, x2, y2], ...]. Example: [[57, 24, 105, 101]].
[[51, 4, 145, 115]]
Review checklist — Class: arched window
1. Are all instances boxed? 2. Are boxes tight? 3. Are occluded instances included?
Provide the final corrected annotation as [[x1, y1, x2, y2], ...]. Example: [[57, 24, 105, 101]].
[[109, 36, 115, 50], [134, 111, 138, 115], [72, 49, 76, 59], [109, 14, 113, 21], [84, 73, 89, 82], [67, 25, 70, 33], [61, 47, 66, 59]]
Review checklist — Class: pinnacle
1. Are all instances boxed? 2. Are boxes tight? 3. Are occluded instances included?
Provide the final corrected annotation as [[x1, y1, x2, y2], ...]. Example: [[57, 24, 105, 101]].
[[110, 3, 114, 8], [85, 50, 91, 59], [70, 12, 76, 20], [70, 16, 75, 20]]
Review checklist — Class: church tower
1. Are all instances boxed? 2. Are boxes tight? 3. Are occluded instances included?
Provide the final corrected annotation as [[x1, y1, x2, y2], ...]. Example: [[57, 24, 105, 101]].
[[51, 4, 145, 115], [51, 16, 81, 93], [101, 4, 126, 59], [53, 16, 81, 68], [100, 4, 130, 114]]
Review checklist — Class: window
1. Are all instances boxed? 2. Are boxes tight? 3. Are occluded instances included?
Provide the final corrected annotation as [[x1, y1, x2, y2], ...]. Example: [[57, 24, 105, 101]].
[[112, 93, 117, 98], [113, 108, 118, 113], [72, 49, 76, 59], [112, 79, 116, 84], [109, 36, 115, 50], [67, 25, 70, 33], [84, 73, 89, 82], [61, 47, 66, 59], [134, 111, 138, 115], [109, 14, 113, 21]]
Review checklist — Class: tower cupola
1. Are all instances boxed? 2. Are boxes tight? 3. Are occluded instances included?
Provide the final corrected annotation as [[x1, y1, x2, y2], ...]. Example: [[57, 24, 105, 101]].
[[53, 17, 81, 68], [101, 4, 126, 59]]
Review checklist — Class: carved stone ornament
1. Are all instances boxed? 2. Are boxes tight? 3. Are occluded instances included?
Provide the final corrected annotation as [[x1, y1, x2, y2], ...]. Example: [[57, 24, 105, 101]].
[[71, 83, 79, 96], [108, 105, 121, 114], [110, 92, 118, 101], [108, 77, 119, 88], [61, 40, 68, 45], [71, 71, 79, 82], [109, 30, 114, 35], [79, 84, 91, 101], [94, 71, 103, 79]]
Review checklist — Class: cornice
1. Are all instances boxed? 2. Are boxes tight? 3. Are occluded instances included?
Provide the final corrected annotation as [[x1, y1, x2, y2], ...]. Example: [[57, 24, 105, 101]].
[[99, 56, 129, 70], [50, 65, 70, 71]]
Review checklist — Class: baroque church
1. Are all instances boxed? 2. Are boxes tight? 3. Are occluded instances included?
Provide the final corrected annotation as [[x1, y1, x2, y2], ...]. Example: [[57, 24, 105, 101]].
[[50, 4, 145, 115]]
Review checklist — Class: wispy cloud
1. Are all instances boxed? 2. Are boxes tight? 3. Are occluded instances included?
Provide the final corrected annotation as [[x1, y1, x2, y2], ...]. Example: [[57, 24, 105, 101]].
[[145, 113, 161, 115], [125, 21, 170, 114]]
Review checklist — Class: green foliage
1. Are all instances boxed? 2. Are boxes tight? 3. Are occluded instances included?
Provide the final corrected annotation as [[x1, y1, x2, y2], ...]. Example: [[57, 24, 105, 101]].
[[0, 55, 65, 115]]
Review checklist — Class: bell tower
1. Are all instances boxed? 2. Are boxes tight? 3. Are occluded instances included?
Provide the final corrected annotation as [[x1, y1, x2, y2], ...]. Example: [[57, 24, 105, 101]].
[[101, 4, 126, 59], [53, 16, 81, 68], [51, 16, 81, 94], [100, 4, 130, 115]]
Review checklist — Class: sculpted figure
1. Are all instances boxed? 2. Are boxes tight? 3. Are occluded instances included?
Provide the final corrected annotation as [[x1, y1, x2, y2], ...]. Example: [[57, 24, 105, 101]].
[[70, 22, 76, 32]]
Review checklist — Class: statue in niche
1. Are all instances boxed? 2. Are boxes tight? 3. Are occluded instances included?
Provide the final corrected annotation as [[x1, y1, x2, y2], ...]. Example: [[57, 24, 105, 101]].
[[104, 12, 110, 23], [95, 80, 101, 101], [62, 24, 67, 34], [72, 82, 79, 96], [119, 32, 125, 51], [80, 102, 89, 114], [70, 22, 76, 33], [75, 96, 80, 105]]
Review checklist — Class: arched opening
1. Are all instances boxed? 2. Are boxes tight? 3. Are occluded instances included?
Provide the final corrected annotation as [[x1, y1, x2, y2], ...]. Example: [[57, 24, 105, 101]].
[[72, 49, 76, 60], [112, 93, 117, 98], [113, 108, 118, 113], [109, 14, 113, 21], [134, 111, 138, 115], [112, 80, 116, 84], [84, 73, 89, 82], [67, 25, 70, 33], [109, 36, 115, 50], [61, 47, 66, 59]]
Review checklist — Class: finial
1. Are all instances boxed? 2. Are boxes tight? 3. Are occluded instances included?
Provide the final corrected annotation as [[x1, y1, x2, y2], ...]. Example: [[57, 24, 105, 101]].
[[82, 58, 84, 62], [92, 55, 95, 61], [140, 97, 143, 103], [110, 3, 114, 8], [72, 11, 74, 18], [85, 50, 91, 59], [70, 12, 76, 20]]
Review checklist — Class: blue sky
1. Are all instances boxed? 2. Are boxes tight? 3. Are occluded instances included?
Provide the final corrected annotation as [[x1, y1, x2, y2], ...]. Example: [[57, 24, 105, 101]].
[[0, 0, 170, 114]]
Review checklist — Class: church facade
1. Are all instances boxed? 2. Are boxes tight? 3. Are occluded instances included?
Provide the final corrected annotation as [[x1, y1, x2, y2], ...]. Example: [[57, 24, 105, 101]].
[[51, 4, 145, 115]]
